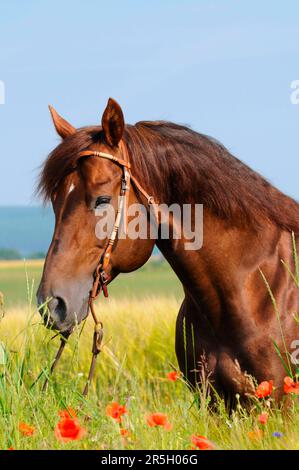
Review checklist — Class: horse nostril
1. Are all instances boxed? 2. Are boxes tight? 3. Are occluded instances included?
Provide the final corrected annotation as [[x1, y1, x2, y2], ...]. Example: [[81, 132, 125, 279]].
[[51, 296, 67, 322], [37, 293, 68, 328]]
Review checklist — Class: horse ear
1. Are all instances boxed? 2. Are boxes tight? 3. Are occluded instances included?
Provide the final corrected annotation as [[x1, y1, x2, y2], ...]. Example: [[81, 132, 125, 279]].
[[48, 105, 76, 139], [101, 98, 125, 147]]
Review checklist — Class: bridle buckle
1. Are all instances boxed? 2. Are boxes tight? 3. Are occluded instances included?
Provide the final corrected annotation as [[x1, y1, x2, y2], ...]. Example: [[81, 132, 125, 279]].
[[99, 269, 109, 298], [121, 177, 128, 191]]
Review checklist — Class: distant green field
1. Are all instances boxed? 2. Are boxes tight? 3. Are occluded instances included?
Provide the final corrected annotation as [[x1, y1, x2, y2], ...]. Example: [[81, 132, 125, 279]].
[[0, 259, 183, 308]]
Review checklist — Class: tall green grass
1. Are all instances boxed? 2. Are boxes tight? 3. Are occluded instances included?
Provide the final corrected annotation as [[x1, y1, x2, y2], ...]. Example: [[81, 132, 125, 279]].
[[0, 296, 298, 450]]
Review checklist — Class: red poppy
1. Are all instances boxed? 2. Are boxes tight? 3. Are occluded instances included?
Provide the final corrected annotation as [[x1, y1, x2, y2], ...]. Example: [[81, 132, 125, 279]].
[[58, 407, 77, 419], [54, 417, 86, 443], [8, 447, 14, 450], [146, 413, 172, 430], [166, 371, 179, 382], [283, 376, 299, 395], [120, 428, 130, 438], [19, 422, 35, 436], [191, 434, 214, 450], [255, 380, 273, 398], [106, 402, 128, 423], [258, 412, 269, 425]]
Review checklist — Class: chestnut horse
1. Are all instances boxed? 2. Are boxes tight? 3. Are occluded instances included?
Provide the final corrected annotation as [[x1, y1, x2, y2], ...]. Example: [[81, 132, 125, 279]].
[[37, 98, 299, 402]]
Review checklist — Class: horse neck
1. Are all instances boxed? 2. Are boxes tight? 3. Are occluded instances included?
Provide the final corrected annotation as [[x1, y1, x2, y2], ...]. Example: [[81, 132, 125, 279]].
[[156, 207, 282, 309]]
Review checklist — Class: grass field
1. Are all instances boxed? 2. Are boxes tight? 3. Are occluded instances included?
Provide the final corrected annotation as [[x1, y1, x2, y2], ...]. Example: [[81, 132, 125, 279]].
[[0, 258, 182, 307], [0, 260, 298, 450]]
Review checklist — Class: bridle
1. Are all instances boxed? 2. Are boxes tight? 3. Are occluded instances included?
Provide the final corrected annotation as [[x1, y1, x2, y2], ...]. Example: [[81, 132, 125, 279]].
[[42, 140, 158, 396], [79, 140, 157, 299]]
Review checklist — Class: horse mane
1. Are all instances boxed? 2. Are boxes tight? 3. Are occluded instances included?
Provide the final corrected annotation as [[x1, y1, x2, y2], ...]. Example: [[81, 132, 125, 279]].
[[37, 121, 299, 234]]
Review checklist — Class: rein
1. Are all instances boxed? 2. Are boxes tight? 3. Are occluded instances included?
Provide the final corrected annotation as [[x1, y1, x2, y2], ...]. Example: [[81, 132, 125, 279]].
[[42, 140, 158, 396]]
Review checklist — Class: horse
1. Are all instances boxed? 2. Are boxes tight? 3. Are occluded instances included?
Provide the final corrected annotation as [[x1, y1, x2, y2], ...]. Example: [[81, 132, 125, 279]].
[[37, 98, 299, 403]]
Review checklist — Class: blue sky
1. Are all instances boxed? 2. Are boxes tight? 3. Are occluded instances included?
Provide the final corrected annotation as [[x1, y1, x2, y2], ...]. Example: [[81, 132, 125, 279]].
[[0, 0, 298, 205]]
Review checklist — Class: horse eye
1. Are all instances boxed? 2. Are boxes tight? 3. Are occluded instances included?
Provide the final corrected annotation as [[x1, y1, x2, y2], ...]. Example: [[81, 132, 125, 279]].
[[95, 196, 111, 208]]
